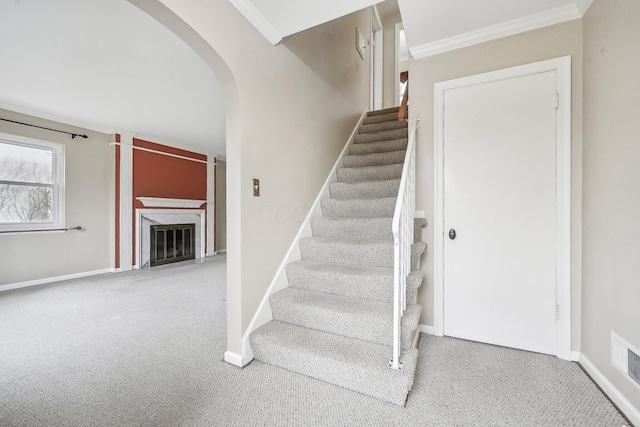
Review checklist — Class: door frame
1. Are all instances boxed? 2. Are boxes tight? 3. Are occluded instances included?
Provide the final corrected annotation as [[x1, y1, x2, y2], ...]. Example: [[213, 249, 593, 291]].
[[433, 56, 572, 360], [370, 5, 383, 110]]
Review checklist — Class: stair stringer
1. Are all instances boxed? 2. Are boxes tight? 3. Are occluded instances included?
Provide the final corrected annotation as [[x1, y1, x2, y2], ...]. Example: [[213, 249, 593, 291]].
[[235, 111, 368, 367]]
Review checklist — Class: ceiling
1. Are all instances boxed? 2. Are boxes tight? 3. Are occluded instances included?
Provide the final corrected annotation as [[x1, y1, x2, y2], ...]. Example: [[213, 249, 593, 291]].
[[0, 0, 594, 159], [0, 0, 225, 156], [234, 0, 592, 56]]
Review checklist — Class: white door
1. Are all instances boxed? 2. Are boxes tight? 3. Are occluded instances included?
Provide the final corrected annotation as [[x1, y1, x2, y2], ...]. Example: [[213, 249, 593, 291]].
[[443, 71, 558, 355]]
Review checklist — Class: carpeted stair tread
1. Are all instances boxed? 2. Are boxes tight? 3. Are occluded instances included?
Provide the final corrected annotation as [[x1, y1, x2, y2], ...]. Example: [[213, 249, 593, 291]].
[[249, 320, 419, 406], [343, 150, 406, 168], [270, 288, 421, 349], [321, 197, 396, 218], [355, 128, 408, 144], [329, 179, 400, 200], [366, 106, 400, 116], [359, 120, 408, 134], [349, 138, 408, 155], [310, 217, 393, 240], [337, 163, 403, 183], [299, 237, 426, 269], [286, 260, 424, 303], [363, 112, 404, 125]]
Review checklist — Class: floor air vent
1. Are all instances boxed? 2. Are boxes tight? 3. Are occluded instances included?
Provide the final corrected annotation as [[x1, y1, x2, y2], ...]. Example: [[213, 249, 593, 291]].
[[611, 332, 640, 389]]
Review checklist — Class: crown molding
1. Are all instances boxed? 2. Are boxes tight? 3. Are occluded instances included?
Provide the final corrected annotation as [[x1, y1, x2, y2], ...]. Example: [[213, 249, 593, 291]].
[[576, 0, 595, 15], [410, 4, 583, 59], [229, 0, 282, 45]]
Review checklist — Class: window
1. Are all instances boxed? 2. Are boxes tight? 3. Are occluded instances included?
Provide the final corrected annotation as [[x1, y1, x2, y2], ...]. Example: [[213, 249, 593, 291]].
[[0, 133, 64, 232]]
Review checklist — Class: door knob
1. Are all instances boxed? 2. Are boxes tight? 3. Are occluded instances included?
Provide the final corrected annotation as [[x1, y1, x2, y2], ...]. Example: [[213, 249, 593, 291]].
[[449, 229, 456, 240]]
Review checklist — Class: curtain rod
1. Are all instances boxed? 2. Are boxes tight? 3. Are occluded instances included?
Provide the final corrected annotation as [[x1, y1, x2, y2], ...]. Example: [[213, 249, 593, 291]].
[[0, 226, 82, 234], [0, 118, 88, 139]]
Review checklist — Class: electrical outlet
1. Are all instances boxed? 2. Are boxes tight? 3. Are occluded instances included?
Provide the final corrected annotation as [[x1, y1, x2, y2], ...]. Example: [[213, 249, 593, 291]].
[[253, 178, 260, 197]]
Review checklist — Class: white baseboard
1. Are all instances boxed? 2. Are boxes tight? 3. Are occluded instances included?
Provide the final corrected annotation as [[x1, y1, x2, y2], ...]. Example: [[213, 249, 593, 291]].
[[578, 353, 640, 426], [0, 268, 115, 292], [570, 351, 580, 362], [419, 324, 434, 335], [223, 351, 251, 368]]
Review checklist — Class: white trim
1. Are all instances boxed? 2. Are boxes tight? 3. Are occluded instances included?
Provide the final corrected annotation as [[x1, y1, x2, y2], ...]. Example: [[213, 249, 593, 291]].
[[571, 351, 581, 362], [239, 111, 368, 364], [576, 0, 595, 15], [394, 23, 403, 107], [109, 142, 213, 165], [433, 56, 572, 360], [136, 197, 206, 209], [0, 268, 114, 292], [410, 5, 582, 59], [0, 132, 65, 233], [579, 352, 640, 426], [419, 324, 434, 335], [228, 0, 282, 45], [134, 208, 206, 270], [119, 134, 134, 271], [370, 6, 383, 111], [206, 159, 216, 256], [129, 133, 212, 158], [223, 350, 251, 368]]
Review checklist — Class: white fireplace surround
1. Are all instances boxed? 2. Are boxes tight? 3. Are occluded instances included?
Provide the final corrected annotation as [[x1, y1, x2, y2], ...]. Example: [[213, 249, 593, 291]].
[[135, 208, 206, 269]]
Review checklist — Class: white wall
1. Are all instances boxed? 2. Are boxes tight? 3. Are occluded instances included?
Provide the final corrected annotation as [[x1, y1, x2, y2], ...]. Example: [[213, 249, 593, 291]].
[[582, 0, 640, 408], [133, 0, 372, 357], [0, 109, 113, 286], [408, 20, 584, 350]]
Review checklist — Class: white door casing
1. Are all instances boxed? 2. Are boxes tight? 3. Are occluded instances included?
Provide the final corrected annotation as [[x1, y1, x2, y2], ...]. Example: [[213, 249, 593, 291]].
[[433, 56, 572, 360]]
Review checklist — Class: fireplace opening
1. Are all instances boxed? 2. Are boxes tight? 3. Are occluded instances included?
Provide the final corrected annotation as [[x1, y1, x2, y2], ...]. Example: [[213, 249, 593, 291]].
[[150, 223, 196, 267]]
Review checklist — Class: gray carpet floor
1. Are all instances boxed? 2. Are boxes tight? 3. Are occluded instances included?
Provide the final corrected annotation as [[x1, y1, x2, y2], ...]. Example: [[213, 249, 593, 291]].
[[0, 257, 629, 426]]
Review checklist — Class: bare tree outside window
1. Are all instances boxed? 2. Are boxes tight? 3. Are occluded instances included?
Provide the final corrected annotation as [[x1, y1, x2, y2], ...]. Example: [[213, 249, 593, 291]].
[[0, 141, 56, 224]]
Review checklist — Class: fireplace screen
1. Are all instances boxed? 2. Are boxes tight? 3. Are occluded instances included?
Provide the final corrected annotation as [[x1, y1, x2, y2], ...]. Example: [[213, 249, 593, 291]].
[[150, 223, 196, 267]]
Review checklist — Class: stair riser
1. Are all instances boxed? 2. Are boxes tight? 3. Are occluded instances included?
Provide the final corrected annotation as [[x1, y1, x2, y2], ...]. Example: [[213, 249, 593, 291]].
[[337, 164, 403, 183], [300, 240, 425, 269], [321, 198, 396, 218], [329, 180, 399, 200], [363, 112, 404, 125], [366, 107, 401, 117], [270, 293, 420, 349], [310, 217, 393, 240], [355, 128, 408, 144], [359, 121, 407, 134], [300, 240, 393, 268], [349, 138, 408, 155], [343, 150, 406, 168], [286, 262, 424, 303]]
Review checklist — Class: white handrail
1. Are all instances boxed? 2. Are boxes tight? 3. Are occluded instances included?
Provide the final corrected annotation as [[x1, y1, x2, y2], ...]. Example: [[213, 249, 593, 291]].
[[390, 117, 418, 370]]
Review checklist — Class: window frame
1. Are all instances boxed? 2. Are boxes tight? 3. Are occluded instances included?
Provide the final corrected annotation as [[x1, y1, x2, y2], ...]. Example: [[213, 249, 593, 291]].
[[0, 132, 65, 232]]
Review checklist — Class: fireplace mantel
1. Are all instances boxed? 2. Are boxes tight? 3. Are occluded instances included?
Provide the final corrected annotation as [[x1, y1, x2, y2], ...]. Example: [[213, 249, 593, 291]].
[[136, 197, 205, 209]]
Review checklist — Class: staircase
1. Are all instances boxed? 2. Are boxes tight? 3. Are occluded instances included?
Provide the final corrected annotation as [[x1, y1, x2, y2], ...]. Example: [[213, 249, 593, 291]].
[[249, 107, 426, 406]]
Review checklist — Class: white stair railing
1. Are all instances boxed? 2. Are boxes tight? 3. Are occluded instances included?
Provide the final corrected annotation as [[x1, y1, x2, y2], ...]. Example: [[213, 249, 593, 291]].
[[390, 116, 418, 370]]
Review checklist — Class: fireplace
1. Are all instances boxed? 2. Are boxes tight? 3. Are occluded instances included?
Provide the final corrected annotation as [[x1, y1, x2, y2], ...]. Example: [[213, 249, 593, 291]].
[[149, 223, 196, 267], [136, 208, 205, 269]]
